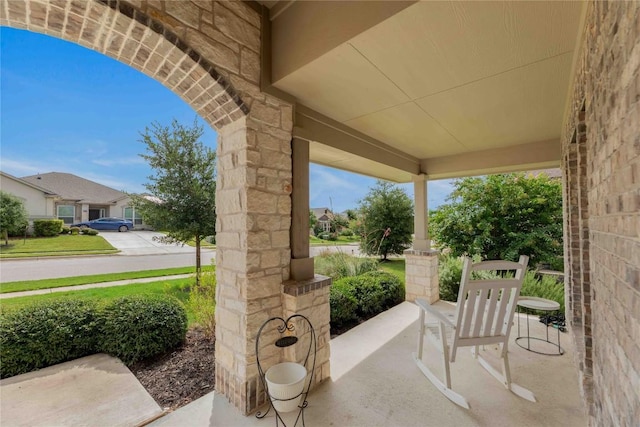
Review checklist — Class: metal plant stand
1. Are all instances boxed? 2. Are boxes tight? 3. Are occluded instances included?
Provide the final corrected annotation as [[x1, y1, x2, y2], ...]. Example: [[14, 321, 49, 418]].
[[255, 314, 317, 427]]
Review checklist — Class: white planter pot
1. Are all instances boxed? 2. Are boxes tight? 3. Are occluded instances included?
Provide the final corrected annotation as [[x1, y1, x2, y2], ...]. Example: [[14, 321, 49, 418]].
[[265, 362, 307, 413]]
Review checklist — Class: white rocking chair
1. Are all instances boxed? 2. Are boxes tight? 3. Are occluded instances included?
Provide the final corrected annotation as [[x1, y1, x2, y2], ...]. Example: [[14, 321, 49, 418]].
[[413, 255, 535, 409]]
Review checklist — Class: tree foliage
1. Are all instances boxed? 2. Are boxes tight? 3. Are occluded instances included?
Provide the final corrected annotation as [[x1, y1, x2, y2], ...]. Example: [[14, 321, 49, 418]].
[[132, 119, 216, 284], [358, 180, 414, 260], [0, 191, 28, 245], [429, 173, 563, 264]]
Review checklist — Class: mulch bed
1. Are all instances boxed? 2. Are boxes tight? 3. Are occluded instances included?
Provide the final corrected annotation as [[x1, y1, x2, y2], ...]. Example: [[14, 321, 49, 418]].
[[129, 328, 215, 412]]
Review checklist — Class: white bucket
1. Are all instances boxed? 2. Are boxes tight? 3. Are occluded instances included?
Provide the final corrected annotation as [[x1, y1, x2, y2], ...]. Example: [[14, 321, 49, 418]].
[[265, 362, 307, 413]]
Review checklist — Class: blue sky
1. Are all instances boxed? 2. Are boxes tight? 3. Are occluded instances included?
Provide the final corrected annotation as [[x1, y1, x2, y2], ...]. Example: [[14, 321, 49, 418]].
[[0, 27, 453, 213]]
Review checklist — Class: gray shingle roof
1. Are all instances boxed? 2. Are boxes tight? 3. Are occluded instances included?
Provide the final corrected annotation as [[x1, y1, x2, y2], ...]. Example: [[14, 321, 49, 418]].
[[20, 172, 127, 204]]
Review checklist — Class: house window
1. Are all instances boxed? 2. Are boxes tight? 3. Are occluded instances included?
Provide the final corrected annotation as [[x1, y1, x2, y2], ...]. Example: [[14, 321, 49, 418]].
[[124, 207, 143, 225], [57, 205, 75, 224]]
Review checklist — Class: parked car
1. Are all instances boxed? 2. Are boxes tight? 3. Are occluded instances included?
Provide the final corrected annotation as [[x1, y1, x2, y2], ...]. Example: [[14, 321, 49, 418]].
[[71, 217, 133, 232]]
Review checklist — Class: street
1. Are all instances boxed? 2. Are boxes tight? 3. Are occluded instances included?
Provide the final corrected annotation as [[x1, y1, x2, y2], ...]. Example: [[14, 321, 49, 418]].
[[0, 245, 360, 283]]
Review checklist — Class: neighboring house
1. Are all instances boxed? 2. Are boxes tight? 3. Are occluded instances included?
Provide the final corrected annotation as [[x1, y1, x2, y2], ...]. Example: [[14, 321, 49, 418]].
[[0, 171, 59, 221], [8, 172, 146, 228], [311, 207, 333, 233]]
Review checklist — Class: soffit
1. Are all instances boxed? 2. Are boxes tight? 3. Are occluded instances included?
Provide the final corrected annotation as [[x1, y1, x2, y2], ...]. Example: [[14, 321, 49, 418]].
[[270, 1, 585, 180]]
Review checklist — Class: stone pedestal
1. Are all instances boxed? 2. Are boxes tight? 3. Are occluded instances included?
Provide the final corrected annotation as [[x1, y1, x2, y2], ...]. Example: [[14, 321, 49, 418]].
[[282, 275, 332, 389], [404, 249, 440, 304]]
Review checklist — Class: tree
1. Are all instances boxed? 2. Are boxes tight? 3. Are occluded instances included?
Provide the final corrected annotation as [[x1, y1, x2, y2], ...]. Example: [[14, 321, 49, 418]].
[[132, 119, 216, 285], [358, 180, 414, 260], [429, 173, 563, 265], [0, 191, 28, 245], [309, 210, 317, 233]]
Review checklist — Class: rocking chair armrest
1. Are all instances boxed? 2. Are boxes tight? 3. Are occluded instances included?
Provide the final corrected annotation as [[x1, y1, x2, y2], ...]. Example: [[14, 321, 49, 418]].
[[415, 299, 456, 328]]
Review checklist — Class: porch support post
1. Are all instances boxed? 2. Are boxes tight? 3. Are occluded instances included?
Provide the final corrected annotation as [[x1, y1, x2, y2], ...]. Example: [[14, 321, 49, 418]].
[[412, 174, 430, 251], [284, 137, 332, 389], [404, 174, 439, 304], [290, 137, 314, 280]]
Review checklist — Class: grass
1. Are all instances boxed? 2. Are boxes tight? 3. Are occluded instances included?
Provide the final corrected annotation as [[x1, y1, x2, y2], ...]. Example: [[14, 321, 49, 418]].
[[0, 278, 197, 324], [0, 235, 118, 258], [379, 259, 406, 282], [0, 265, 214, 294], [309, 235, 359, 246]]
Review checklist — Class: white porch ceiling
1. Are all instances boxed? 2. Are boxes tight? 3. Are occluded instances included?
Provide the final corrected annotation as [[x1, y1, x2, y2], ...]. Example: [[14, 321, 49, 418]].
[[261, 1, 586, 182]]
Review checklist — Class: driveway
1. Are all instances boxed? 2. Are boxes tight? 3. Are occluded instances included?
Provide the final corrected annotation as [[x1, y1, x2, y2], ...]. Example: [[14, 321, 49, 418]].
[[99, 231, 204, 256]]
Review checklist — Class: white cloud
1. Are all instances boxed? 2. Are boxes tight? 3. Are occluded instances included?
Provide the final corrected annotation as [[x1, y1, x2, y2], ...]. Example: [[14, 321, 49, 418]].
[[0, 158, 42, 175]]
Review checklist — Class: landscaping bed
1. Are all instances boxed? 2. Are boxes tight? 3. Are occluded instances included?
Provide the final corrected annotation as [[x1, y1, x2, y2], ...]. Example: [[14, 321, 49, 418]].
[[130, 328, 215, 411]]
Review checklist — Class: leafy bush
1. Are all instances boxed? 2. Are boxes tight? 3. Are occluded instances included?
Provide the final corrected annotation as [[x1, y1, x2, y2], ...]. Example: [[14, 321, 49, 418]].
[[60, 225, 71, 235], [0, 299, 99, 378], [70, 226, 80, 235], [329, 281, 358, 329], [520, 271, 565, 313], [438, 253, 464, 302], [330, 271, 404, 330], [315, 252, 379, 281], [33, 219, 64, 237], [98, 295, 187, 364], [318, 232, 330, 240], [188, 267, 216, 338], [82, 228, 99, 236], [327, 232, 338, 241], [340, 228, 354, 237]]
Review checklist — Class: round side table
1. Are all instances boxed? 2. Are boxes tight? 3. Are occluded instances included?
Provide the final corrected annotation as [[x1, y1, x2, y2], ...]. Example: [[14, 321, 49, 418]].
[[515, 296, 564, 356]]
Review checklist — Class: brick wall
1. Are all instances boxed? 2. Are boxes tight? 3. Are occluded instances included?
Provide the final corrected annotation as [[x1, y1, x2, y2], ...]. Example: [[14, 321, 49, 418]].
[[562, 1, 640, 425]]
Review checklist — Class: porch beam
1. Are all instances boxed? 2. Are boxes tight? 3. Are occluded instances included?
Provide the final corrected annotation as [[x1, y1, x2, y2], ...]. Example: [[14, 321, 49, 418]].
[[421, 138, 560, 180], [294, 104, 421, 176]]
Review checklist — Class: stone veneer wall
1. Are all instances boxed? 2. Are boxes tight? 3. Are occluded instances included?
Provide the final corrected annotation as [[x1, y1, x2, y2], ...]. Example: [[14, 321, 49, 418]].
[[561, 1, 640, 425], [1, 0, 317, 415], [404, 250, 439, 304]]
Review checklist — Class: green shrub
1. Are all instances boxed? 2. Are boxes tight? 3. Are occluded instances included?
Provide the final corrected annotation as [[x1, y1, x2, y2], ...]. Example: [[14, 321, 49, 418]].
[[33, 219, 63, 237], [315, 252, 379, 281], [188, 268, 216, 338], [327, 232, 338, 241], [340, 228, 354, 237], [438, 253, 463, 302], [329, 280, 358, 329], [520, 271, 565, 313], [98, 295, 187, 364], [318, 232, 330, 240], [60, 225, 71, 235], [330, 271, 404, 331], [82, 228, 99, 236], [70, 227, 80, 235], [0, 299, 99, 378]]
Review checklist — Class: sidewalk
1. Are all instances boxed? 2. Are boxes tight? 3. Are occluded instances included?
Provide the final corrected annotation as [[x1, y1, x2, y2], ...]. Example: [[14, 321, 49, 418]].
[[0, 274, 192, 299]]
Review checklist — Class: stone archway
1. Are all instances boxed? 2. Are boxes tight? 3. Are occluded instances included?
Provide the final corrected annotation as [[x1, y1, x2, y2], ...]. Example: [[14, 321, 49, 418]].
[[1, 0, 249, 129], [1, 1, 330, 416]]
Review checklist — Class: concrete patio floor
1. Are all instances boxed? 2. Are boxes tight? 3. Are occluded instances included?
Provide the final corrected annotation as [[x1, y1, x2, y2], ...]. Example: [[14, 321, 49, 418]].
[[152, 301, 588, 427]]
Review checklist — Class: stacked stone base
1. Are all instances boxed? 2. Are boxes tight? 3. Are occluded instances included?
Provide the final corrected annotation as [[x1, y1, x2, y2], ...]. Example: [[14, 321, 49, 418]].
[[404, 249, 440, 304]]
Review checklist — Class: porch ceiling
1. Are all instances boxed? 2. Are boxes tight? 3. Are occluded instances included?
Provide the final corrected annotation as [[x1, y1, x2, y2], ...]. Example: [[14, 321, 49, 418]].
[[260, 1, 586, 182]]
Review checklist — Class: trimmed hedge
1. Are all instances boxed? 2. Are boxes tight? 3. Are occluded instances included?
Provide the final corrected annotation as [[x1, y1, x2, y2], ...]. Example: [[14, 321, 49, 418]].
[[0, 295, 187, 378], [0, 299, 99, 378], [330, 271, 404, 331], [33, 219, 64, 237], [99, 296, 187, 364]]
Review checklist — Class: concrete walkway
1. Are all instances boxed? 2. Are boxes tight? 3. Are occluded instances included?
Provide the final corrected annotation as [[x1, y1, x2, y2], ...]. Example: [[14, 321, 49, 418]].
[[0, 354, 163, 427]]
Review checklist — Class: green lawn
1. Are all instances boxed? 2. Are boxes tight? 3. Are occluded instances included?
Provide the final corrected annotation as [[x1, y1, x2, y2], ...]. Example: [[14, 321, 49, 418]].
[[0, 278, 197, 323], [0, 265, 214, 294], [309, 235, 359, 246], [379, 258, 406, 282], [0, 235, 118, 258]]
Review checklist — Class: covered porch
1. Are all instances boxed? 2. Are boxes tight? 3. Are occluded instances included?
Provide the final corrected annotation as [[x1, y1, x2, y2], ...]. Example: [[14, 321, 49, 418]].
[[152, 301, 587, 426]]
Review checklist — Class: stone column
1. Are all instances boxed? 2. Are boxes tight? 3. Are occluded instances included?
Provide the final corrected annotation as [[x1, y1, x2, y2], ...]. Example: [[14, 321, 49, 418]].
[[405, 175, 439, 303], [215, 100, 294, 414]]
